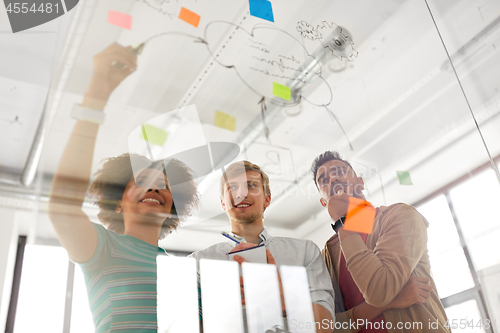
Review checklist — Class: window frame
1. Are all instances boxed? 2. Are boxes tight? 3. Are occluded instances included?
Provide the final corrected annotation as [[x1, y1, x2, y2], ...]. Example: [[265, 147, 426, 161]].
[[5, 238, 191, 333], [414, 155, 500, 333]]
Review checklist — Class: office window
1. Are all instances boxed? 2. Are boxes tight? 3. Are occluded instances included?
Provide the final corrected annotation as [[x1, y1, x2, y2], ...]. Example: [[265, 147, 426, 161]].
[[444, 299, 486, 333], [417, 195, 475, 298], [69, 265, 94, 333], [13, 245, 68, 333], [449, 169, 500, 271]]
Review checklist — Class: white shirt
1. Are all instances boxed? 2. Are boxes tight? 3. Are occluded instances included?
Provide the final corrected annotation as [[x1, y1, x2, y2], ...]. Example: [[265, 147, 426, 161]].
[[188, 228, 335, 318]]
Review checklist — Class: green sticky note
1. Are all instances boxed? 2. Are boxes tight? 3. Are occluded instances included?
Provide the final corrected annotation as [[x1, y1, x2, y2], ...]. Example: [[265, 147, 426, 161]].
[[141, 124, 168, 146], [273, 82, 291, 101], [396, 171, 413, 185], [214, 111, 236, 131]]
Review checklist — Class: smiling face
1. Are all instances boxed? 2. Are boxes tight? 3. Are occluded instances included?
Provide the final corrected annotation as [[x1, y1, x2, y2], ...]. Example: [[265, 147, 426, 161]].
[[315, 159, 364, 207], [118, 168, 174, 225], [221, 170, 271, 225]]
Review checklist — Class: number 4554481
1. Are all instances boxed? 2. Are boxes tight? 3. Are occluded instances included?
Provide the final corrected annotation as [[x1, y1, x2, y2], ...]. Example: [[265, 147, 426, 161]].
[[6, 3, 60, 14], [444, 318, 496, 330]]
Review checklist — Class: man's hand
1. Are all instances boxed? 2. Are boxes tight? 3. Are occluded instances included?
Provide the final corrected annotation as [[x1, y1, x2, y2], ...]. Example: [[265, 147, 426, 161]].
[[83, 43, 138, 109], [386, 276, 432, 309], [326, 187, 350, 222]]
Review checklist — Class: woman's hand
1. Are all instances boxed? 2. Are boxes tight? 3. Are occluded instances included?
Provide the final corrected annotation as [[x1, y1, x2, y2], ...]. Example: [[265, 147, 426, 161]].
[[83, 43, 138, 108]]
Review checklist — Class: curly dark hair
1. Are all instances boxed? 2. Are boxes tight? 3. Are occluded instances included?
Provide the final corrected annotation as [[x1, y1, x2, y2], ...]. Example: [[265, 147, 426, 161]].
[[88, 153, 199, 239], [311, 151, 356, 190]]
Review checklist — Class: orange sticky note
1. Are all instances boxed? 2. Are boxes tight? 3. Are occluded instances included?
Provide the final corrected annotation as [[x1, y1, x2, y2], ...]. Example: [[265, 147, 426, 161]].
[[344, 197, 376, 234], [108, 10, 132, 30], [179, 7, 201, 27]]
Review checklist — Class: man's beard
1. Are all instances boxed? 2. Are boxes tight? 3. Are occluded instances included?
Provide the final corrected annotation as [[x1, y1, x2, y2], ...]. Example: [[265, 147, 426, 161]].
[[228, 209, 262, 225]]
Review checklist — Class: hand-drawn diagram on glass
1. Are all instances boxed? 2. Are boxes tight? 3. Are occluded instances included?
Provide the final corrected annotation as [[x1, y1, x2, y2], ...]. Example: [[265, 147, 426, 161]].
[[296, 20, 358, 62], [244, 142, 297, 183], [117, 0, 361, 149]]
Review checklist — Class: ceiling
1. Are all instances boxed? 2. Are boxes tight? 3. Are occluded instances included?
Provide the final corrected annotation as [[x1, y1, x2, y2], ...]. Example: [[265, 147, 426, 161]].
[[1, 0, 500, 251]]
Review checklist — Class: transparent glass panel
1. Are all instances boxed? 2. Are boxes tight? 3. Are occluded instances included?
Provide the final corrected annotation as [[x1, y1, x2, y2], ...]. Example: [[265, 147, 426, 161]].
[[14, 0, 500, 331], [425, 0, 500, 172], [425, 4, 500, 328], [13, 245, 68, 333], [445, 299, 486, 333], [70, 265, 94, 333]]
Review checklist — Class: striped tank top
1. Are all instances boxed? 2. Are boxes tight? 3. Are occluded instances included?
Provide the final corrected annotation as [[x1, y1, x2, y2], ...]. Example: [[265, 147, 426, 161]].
[[78, 223, 166, 332]]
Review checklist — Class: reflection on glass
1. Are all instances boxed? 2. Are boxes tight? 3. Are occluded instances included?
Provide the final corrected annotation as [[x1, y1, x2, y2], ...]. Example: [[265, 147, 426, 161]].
[[200, 259, 244, 333], [14, 245, 68, 333], [450, 169, 500, 270], [444, 300, 486, 333], [70, 265, 94, 333]]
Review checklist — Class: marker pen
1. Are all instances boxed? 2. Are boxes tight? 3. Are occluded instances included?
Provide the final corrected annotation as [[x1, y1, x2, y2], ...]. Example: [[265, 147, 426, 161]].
[[113, 43, 145, 69], [221, 231, 242, 244]]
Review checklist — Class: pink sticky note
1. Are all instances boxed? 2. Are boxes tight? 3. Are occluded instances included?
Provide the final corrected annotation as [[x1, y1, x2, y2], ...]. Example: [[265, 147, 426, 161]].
[[108, 10, 132, 30]]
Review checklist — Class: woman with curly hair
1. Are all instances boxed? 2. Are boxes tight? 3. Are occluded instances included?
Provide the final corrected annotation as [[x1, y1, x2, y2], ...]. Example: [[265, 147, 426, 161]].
[[48, 44, 198, 332]]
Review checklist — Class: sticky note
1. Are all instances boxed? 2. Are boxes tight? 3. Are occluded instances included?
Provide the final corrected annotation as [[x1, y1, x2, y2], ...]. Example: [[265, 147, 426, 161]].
[[214, 111, 236, 131], [249, 0, 274, 22], [273, 82, 291, 100], [344, 197, 376, 234], [179, 7, 201, 27], [108, 11, 132, 30], [141, 124, 168, 146], [396, 171, 413, 185]]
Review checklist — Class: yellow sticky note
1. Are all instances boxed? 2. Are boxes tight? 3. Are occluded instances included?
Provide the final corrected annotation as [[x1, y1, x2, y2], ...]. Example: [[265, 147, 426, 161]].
[[141, 124, 168, 146], [273, 82, 291, 100], [344, 197, 376, 234], [214, 111, 236, 131]]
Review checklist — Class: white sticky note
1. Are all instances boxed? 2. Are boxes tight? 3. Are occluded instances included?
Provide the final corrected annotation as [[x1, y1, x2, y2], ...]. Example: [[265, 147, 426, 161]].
[[200, 259, 245, 333], [157, 256, 199, 333]]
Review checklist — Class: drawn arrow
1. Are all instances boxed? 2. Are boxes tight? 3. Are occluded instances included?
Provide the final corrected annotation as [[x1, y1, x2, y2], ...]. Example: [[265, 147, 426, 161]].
[[325, 106, 354, 151]]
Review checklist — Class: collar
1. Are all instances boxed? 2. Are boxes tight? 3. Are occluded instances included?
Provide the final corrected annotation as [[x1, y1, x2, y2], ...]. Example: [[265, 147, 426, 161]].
[[227, 228, 273, 246]]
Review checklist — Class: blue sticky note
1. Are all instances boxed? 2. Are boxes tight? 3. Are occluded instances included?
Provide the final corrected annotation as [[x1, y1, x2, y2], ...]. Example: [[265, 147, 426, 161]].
[[249, 0, 274, 22]]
